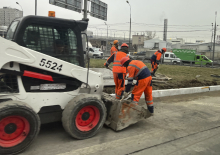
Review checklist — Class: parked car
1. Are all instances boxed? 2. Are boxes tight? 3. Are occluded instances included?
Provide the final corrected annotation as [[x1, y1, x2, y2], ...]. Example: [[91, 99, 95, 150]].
[[136, 51, 146, 55], [133, 51, 138, 55], [89, 47, 103, 58], [130, 51, 147, 60]]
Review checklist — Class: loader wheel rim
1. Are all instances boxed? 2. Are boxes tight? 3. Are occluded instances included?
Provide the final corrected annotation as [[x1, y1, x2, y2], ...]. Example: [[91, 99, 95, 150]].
[[0, 116, 30, 148], [75, 106, 100, 132]]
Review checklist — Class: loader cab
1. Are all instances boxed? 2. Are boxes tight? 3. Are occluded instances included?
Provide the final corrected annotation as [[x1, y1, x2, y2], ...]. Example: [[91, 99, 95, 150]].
[[4, 16, 88, 93], [6, 15, 87, 67]]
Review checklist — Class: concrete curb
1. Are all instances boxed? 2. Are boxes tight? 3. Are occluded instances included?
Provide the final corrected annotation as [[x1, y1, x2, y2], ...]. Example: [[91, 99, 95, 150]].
[[152, 86, 218, 98], [110, 85, 220, 98]]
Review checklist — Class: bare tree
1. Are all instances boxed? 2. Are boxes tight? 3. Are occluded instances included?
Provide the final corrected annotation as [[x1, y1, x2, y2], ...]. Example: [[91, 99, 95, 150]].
[[145, 31, 156, 39]]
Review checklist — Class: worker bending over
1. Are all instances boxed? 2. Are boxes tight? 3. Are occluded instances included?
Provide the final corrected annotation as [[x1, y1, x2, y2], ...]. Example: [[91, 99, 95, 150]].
[[104, 43, 129, 99], [150, 48, 166, 76], [110, 40, 119, 55], [120, 57, 154, 114]]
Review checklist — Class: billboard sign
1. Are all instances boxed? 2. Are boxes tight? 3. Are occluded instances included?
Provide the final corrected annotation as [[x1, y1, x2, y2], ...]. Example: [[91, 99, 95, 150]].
[[49, 0, 82, 13], [90, 0, 107, 21]]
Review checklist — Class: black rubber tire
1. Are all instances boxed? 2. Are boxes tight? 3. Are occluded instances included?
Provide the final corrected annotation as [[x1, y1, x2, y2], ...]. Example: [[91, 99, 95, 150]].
[[62, 94, 106, 139], [206, 63, 211, 67], [0, 101, 40, 155]]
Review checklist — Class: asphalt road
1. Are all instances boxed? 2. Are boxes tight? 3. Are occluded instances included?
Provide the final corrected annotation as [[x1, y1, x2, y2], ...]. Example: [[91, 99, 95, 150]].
[[20, 91, 220, 155]]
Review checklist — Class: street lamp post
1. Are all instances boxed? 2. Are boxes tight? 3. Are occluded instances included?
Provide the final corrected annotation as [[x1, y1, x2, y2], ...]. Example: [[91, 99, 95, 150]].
[[95, 28, 98, 38], [213, 12, 218, 62], [16, 2, 23, 17], [123, 32, 126, 41], [126, 1, 131, 48], [114, 31, 117, 38], [210, 23, 213, 59], [35, 0, 37, 15], [104, 22, 109, 55]]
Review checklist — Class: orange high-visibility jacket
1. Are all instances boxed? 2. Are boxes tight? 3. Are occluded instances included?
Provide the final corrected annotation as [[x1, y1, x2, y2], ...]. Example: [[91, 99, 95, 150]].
[[110, 46, 118, 55], [151, 50, 162, 62], [126, 60, 151, 92], [105, 51, 129, 73], [127, 60, 151, 81]]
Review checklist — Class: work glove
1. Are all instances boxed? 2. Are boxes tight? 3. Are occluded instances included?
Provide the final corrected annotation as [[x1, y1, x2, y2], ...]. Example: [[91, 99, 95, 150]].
[[104, 63, 109, 68], [157, 64, 159, 68]]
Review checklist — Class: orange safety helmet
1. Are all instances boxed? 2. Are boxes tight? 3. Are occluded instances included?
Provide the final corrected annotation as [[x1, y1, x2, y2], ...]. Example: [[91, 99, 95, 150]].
[[121, 43, 129, 48], [162, 48, 167, 52], [113, 40, 119, 45], [120, 57, 130, 66]]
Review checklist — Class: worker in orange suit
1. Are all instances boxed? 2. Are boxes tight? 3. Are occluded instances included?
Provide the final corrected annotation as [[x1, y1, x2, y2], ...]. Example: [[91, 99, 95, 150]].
[[110, 40, 119, 55], [150, 48, 167, 76], [120, 57, 154, 114], [104, 43, 129, 99]]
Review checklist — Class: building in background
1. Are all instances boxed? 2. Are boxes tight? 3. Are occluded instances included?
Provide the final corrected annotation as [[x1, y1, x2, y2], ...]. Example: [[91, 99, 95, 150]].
[[144, 38, 171, 51], [0, 7, 22, 26], [171, 42, 220, 60], [167, 38, 185, 44], [0, 26, 7, 37], [132, 35, 145, 45]]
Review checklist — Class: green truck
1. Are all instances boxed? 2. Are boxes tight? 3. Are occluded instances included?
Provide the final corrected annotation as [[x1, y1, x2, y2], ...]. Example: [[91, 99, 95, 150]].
[[173, 49, 213, 66]]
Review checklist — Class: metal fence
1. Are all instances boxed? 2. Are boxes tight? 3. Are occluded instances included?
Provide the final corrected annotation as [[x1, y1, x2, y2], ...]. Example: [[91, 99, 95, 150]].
[[89, 54, 220, 68]]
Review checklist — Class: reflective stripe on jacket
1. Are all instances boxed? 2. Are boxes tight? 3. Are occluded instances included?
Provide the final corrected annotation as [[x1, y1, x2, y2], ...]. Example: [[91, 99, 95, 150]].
[[106, 51, 129, 73], [127, 60, 151, 81]]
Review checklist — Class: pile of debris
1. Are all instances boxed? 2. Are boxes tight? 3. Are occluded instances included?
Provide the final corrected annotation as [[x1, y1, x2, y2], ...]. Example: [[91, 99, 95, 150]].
[[152, 73, 172, 83]]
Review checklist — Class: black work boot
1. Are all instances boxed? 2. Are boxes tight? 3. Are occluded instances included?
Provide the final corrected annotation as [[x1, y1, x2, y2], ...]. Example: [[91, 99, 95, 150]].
[[147, 106, 154, 115]]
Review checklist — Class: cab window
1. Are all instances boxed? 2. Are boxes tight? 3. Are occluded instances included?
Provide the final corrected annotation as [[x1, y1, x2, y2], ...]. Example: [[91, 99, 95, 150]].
[[165, 54, 169, 57], [202, 56, 208, 60], [6, 21, 19, 40], [22, 24, 79, 65], [203, 56, 208, 61], [170, 54, 174, 58]]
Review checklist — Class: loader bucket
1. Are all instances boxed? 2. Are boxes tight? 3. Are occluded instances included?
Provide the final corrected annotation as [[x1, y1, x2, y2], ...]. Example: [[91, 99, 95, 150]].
[[102, 93, 152, 131]]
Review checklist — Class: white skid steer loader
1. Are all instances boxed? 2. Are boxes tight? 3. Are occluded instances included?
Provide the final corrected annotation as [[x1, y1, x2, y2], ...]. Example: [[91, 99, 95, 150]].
[[0, 15, 151, 155]]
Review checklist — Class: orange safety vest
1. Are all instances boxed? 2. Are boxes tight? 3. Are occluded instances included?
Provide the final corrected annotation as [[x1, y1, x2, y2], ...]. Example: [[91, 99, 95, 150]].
[[127, 60, 148, 80], [110, 46, 118, 55], [153, 51, 162, 61], [113, 52, 129, 73]]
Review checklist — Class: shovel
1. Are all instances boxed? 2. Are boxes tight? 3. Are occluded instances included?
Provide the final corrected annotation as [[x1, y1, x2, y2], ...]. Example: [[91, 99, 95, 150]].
[[107, 67, 112, 71]]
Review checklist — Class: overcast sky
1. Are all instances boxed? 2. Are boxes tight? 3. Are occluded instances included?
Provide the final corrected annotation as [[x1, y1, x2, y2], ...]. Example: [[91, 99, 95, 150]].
[[1, 0, 220, 42]]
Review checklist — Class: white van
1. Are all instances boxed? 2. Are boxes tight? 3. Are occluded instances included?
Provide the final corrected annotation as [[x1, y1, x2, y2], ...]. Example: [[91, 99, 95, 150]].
[[84, 42, 103, 59], [163, 52, 181, 64], [89, 47, 103, 58]]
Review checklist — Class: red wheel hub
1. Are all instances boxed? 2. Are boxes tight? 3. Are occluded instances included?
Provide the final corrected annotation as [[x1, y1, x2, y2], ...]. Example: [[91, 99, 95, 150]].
[[0, 116, 30, 148], [75, 106, 100, 132]]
